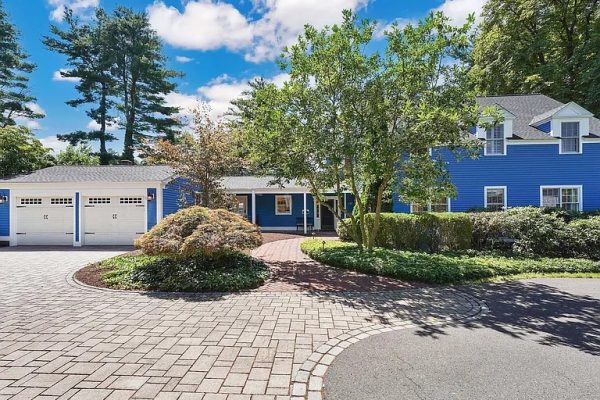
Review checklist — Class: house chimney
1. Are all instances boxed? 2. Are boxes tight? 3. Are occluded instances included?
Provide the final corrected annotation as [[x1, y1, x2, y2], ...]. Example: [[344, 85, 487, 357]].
[[119, 160, 133, 166]]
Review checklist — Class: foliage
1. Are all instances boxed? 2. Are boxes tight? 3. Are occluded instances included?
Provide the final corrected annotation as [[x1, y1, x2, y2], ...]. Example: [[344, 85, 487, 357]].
[[97, 250, 269, 292], [135, 206, 263, 257], [233, 10, 485, 251], [0, 0, 42, 127], [144, 103, 241, 209], [338, 212, 472, 252], [565, 217, 600, 260], [56, 145, 100, 165], [301, 239, 600, 284], [471, 0, 600, 115], [0, 126, 53, 177], [44, 9, 117, 164], [44, 6, 181, 163]]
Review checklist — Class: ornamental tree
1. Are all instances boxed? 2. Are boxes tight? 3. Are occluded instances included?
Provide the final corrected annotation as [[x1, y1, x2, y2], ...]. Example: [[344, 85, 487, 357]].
[[233, 10, 486, 250]]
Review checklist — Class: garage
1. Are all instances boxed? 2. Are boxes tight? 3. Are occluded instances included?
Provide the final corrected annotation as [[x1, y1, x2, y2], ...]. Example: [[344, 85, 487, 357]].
[[15, 196, 74, 245], [83, 196, 146, 245]]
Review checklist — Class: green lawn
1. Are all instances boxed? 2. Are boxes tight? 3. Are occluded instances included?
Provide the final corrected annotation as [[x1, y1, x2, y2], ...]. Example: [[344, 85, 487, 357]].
[[301, 239, 600, 284], [95, 250, 270, 292]]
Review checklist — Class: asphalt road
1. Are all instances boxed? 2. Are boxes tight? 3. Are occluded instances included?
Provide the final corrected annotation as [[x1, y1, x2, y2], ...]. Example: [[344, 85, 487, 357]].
[[324, 279, 600, 400]]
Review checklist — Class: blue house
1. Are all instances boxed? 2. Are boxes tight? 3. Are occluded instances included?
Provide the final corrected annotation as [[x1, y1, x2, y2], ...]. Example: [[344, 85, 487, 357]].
[[393, 94, 600, 213], [0, 166, 353, 246]]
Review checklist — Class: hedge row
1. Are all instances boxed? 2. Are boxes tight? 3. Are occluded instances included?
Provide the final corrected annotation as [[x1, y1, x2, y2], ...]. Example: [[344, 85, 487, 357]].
[[338, 207, 600, 260], [338, 212, 472, 252]]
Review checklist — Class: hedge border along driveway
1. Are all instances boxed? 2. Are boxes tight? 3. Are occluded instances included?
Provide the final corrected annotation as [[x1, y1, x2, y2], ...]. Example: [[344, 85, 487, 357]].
[[301, 239, 600, 284]]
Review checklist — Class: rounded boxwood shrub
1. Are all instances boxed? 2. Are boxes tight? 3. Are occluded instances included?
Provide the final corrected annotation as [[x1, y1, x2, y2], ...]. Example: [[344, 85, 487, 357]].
[[564, 216, 600, 260], [135, 206, 263, 256]]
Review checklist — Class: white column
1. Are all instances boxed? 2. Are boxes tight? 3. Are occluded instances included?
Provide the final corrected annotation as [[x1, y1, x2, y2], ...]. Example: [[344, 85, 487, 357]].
[[303, 192, 307, 234], [343, 192, 347, 218], [251, 190, 256, 225], [156, 186, 163, 223]]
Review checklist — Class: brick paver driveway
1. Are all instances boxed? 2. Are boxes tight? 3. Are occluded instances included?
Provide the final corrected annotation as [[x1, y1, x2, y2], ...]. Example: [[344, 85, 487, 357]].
[[0, 242, 484, 400]]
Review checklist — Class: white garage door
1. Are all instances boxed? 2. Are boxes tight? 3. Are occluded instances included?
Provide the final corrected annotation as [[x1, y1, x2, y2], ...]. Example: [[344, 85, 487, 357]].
[[83, 196, 146, 245], [15, 197, 74, 245]]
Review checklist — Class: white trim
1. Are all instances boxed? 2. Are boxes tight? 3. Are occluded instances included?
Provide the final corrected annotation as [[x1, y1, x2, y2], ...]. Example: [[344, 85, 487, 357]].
[[275, 194, 292, 215], [303, 193, 307, 234], [507, 140, 558, 145], [483, 124, 507, 156], [156, 187, 163, 223], [484, 186, 507, 210], [409, 197, 451, 213], [251, 190, 256, 224], [558, 120, 583, 154], [74, 192, 81, 247], [539, 185, 583, 211]]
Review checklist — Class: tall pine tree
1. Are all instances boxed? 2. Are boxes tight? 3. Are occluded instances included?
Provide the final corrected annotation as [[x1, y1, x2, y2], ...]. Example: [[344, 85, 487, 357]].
[[108, 7, 181, 162], [44, 9, 117, 164], [0, 0, 42, 127]]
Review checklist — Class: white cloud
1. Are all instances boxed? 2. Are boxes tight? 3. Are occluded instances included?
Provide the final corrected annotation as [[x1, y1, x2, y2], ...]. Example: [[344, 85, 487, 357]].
[[53, 69, 80, 82], [374, 18, 416, 39], [147, 0, 369, 63], [175, 56, 194, 63], [39, 135, 70, 153], [48, 0, 99, 22], [147, 1, 253, 51], [15, 103, 46, 130], [87, 120, 118, 132], [435, 0, 487, 26]]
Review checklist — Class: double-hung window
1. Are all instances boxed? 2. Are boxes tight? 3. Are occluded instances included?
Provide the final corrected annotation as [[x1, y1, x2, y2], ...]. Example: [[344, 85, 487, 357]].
[[411, 197, 450, 213], [561, 122, 580, 153], [275, 195, 292, 215], [485, 124, 505, 155], [541, 186, 581, 212], [484, 187, 506, 211]]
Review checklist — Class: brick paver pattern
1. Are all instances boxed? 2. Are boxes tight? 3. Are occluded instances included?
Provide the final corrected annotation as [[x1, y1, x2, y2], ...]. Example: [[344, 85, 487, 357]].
[[0, 241, 480, 399]]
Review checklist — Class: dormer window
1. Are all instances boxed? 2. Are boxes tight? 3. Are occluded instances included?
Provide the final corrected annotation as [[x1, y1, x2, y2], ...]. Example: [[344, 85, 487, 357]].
[[560, 122, 580, 153], [485, 124, 505, 155]]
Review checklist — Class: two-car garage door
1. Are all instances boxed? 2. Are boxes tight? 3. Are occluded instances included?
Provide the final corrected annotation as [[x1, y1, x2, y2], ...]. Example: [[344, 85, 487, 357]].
[[15, 195, 146, 246]]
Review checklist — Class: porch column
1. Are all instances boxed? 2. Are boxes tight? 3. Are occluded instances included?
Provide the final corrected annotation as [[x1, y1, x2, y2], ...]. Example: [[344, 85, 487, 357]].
[[343, 192, 347, 218], [303, 192, 307, 234], [251, 190, 256, 225]]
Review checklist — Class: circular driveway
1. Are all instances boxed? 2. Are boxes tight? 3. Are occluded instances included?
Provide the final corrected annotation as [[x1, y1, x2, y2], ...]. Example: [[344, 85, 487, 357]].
[[324, 279, 600, 400], [0, 244, 482, 399]]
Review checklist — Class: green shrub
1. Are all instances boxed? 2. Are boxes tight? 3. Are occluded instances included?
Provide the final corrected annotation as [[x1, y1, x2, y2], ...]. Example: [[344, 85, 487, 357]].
[[337, 212, 472, 252], [99, 250, 270, 292], [301, 239, 600, 284], [136, 206, 263, 256], [565, 216, 600, 260]]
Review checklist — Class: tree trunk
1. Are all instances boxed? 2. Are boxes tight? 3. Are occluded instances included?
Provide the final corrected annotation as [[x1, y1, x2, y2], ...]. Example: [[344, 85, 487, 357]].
[[99, 83, 108, 165]]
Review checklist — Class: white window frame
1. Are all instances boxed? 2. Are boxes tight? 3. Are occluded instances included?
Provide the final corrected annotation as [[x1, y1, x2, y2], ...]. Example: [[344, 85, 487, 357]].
[[484, 186, 507, 211], [484, 124, 506, 156], [559, 121, 582, 154], [275, 195, 293, 215], [410, 198, 451, 213], [236, 195, 248, 216], [540, 185, 583, 212]]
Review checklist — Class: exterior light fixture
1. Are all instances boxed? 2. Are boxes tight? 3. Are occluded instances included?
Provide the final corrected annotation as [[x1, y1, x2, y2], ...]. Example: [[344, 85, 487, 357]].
[[147, 193, 155, 202], [0, 196, 7, 204]]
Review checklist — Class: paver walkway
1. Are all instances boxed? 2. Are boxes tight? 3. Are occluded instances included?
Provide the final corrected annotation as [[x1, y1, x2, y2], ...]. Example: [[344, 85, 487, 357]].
[[0, 241, 484, 400]]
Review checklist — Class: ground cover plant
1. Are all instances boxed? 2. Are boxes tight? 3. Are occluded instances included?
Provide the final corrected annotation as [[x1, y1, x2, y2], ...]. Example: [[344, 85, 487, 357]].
[[301, 239, 600, 284], [80, 206, 269, 292]]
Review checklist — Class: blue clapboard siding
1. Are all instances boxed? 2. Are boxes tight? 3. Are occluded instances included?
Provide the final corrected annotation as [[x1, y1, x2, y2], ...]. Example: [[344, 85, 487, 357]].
[[147, 188, 157, 230], [254, 194, 314, 228], [162, 178, 193, 217], [393, 143, 600, 212], [0, 189, 9, 236]]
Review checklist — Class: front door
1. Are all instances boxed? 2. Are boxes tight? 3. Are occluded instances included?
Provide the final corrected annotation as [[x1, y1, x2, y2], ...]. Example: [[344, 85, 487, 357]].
[[320, 200, 335, 231]]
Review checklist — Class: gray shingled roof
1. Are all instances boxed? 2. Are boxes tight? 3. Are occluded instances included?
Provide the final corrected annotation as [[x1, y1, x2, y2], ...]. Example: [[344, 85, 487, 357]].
[[221, 176, 307, 191], [2, 166, 176, 183], [476, 94, 600, 140]]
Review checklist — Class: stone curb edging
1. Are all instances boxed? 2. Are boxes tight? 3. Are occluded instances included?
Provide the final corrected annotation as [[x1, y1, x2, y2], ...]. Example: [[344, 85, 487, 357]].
[[289, 290, 489, 400]]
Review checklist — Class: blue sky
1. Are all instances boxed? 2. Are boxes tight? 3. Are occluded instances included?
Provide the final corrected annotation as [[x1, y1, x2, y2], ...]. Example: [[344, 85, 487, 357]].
[[5, 0, 484, 154]]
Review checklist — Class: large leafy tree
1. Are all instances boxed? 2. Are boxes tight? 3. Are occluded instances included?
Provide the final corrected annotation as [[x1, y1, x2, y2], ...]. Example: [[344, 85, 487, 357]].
[[233, 11, 482, 250], [56, 144, 100, 166], [0, 0, 42, 127], [0, 126, 53, 177], [44, 9, 117, 164], [471, 0, 600, 114], [144, 103, 240, 209], [108, 7, 181, 162]]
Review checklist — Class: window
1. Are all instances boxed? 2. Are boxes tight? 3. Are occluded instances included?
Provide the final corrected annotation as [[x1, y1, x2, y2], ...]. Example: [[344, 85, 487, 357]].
[[236, 195, 248, 216], [50, 198, 73, 205], [411, 197, 450, 213], [561, 122, 580, 153], [88, 197, 111, 204], [275, 195, 292, 215], [542, 186, 581, 212], [119, 197, 142, 204], [20, 198, 42, 205], [485, 187, 506, 211], [485, 124, 505, 155]]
